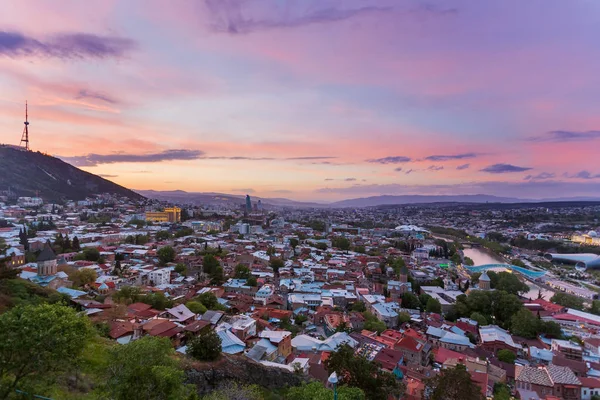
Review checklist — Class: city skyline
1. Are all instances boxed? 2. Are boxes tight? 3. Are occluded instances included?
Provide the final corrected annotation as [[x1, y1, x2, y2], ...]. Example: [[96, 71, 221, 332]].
[[1, 0, 600, 201]]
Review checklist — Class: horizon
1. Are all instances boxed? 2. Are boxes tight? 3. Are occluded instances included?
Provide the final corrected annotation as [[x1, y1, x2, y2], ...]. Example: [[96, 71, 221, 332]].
[[2, 1, 600, 201]]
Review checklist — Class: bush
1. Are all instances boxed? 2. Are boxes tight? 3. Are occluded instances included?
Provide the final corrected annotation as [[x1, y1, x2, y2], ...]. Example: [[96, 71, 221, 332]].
[[188, 330, 222, 361]]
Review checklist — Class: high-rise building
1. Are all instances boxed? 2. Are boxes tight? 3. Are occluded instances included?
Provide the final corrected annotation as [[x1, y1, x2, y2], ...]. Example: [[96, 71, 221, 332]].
[[245, 195, 252, 213], [257, 199, 263, 212]]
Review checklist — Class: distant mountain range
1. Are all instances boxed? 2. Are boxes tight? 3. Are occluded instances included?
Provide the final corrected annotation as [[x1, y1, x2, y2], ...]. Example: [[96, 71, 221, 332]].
[[0, 146, 143, 201], [136, 190, 600, 208]]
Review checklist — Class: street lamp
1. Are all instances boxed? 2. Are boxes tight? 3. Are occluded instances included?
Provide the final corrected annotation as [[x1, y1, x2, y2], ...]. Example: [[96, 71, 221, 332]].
[[328, 371, 338, 400]]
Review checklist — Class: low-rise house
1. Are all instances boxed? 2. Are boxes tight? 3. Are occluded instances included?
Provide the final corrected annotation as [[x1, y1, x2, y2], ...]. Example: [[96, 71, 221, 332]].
[[515, 364, 581, 400], [479, 325, 522, 355]]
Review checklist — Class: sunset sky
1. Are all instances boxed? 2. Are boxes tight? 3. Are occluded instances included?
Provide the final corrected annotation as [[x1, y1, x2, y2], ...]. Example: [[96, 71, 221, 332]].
[[1, 0, 600, 202]]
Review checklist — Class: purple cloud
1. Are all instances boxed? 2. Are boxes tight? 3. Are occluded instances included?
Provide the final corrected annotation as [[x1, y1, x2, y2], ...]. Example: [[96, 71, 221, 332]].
[[528, 130, 600, 142], [427, 165, 444, 171], [366, 156, 412, 164], [524, 172, 556, 181], [567, 171, 600, 180], [480, 164, 532, 174], [456, 164, 470, 170], [286, 156, 337, 160], [344, 178, 357, 182], [424, 153, 478, 161], [394, 167, 402, 172], [62, 149, 204, 167], [231, 188, 255, 193], [0, 31, 135, 59], [76, 89, 118, 104], [98, 174, 118, 178]]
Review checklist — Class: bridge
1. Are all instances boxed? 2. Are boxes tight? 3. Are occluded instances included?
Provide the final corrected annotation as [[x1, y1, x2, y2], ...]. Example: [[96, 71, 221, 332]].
[[465, 264, 547, 279]]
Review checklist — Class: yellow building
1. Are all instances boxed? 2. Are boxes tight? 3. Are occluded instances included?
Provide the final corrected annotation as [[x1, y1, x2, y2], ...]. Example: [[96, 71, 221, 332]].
[[145, 206, 181, 223]]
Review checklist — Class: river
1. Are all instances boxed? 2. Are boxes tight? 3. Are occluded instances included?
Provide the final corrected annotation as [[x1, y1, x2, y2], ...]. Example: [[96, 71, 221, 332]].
[[462, 248, 554, 301]]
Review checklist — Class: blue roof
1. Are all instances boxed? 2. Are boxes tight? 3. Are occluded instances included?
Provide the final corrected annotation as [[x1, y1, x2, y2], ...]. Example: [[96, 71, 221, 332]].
[[57, 287, 87, 298], [217, 330, 245, 354]]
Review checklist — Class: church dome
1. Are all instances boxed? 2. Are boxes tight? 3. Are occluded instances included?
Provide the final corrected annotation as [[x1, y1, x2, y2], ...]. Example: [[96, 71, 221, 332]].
[[588, 231, 598, 238], [479, 271, 490, 281]]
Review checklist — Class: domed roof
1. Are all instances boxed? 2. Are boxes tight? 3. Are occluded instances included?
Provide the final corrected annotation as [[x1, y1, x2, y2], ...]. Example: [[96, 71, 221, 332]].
[[588, 231, 598, 238], [479, 271, 490, 282]]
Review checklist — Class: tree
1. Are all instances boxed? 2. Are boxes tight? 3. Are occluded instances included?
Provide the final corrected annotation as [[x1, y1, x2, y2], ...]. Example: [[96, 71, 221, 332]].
[[397, 312, 412, 326], [72, 236, 81, 251], [175, 263, 187, 276], [156, 230, 171, 241], [470, 312, 488, 326], [400, 292, 421, 310], [289, 238, 299, 256], [332, 237, 351, 251], [71, 268, 97, 288], [102, 336, 195, 400], [511, 308, 540, 339], [287, 382, 365, 400], [470, 272, 482, 284], [197, 292, 220, 310], [424, 364, 484, 400], [157, 246, 176, 264], [464, 257, 475, 266], [210, 266, 225, 285], [426, 298, 442, 314], [143, 292, 173, 310], [83, 247, 100, 261], [266, 246, 276, 256], [325, 344, 404, 400], [113, 286, 143, 304], [363, 312, 387, 334], [246, 276, 258, 287], [270, 258, 285, 276], [497, 349, 516, 363], [186, 301, 207, 315], [352, 301, 367, 313], [336, 321, 352, 333], [494, 272, 529, 295], [202, 254, 219, 275], [419, 293, 433, 309], [551, 292, 584, 310], [202, 382, 264, 400], [234, 264, 251, 279], [188, 330, 222, 361], [493, 382, 511, 400], [0, 304, 92, 400]]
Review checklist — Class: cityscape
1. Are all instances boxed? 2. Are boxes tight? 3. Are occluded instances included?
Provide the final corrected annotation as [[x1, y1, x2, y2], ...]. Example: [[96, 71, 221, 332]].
[[2, 1, 600, 400]]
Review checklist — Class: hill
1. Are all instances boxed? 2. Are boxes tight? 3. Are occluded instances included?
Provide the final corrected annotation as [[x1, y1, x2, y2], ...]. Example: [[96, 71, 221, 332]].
[[0, 146, 143, 201], [329, 194, 524, 208]]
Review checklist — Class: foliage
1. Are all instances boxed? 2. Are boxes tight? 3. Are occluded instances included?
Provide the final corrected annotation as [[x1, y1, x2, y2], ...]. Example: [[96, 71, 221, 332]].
[[400, 292, 421, 310], [397, 312, 412, 325], [590, 300, 600, 316], [469, 312, 488, 326], [426, 297, 442, 314], [81, 247, 101, 262], [143, 292, 173, 310], [551, 292, 584, 310], [286, 382, 365, 400], [157, 246, 176, 264], [492, 383, 511, 400], [203, 254, 220, 275], [71, 268, 97, 288], [363, 312, 386, 334], [470, 272, 482, 284], [497, 349, 516, 363], [453, 290, 523, 329], [186, 301, 207, 314], [332, 237, 351, 251], [270, 258, 285, 275], [510, 308, 562, 339], [463, 257, 475, 266], [424, 364, 484, 400], [156, 230, 171, 241], [175, 263, 187, 276], [487, 271, 529, 295], [0, 304, 92, 399], [202, 382, 263, 400], [351, 301, 366, 312], [247, 276, 258, 287], [102, 336, 195, 400], [113, 286, 142, 304], [174, 227, 194, 238], [289, 238, 299, 255], [325, 344, 404, 400], [188, 330, 222, 361], [196, 292, 225, 311], [234, 264, 251, 279]]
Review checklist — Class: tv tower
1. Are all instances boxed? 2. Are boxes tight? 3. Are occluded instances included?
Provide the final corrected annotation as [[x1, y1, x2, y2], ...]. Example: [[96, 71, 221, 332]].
[[19, 101, 30, 151]]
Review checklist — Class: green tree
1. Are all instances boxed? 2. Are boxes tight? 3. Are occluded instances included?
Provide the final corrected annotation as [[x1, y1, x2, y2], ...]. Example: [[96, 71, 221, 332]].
[[426, 298, 442, 314], [424, 364, 484, 400], [202, 254, 220, 275], [400, 292, 421, 310], [510, 308, 540, 339], [157, 246, 176, 264], [363, 312, 387, 334], [246, 276, 258, 287], [352, 301, 367, 313], [270, 258, 285, 276], [156, 230, 171, 241], [289, 238, 299, 256], [210, 266, 225, 285], [464, 257, 475, 266], [287, 381, 365, 400], [71, 268, 98, 288], [397, 312, 412, 325], [332, 237, 351, 251], [419, 293, 433, 309], [234, 264, 251, 279], [469, 312, 488, 326], [494, 272, 529, 295], [493, 382, 511, 400], [551, 292, 584, 310], [0, 304, 92, 399], [188, 330, 222, 361], [186, 301, 207, 314], [114, 286, 142, 304], [202, 382, 263, 400], [325, 344, 404, 400], [143, 292, 173, 310], [175, 263, 187, 276], [83, 247, 101, 261], [102, 336, 195, 400], [197, 292, 220, 310], [497, 349, 516, 363], [470, 272, 482, 284], [72, 236, 81, 251]]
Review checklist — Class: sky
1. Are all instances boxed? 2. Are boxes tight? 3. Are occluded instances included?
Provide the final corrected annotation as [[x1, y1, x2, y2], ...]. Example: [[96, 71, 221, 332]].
[[1, 0, 600, 202]]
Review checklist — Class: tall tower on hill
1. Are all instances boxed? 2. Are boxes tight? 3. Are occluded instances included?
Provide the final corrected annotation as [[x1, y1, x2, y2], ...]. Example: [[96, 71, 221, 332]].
[[19, 101, 30, 151]]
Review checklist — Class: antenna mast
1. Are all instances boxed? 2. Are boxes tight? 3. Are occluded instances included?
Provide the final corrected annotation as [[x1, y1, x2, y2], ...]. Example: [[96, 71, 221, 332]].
[[19, 101, 30, 151]]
